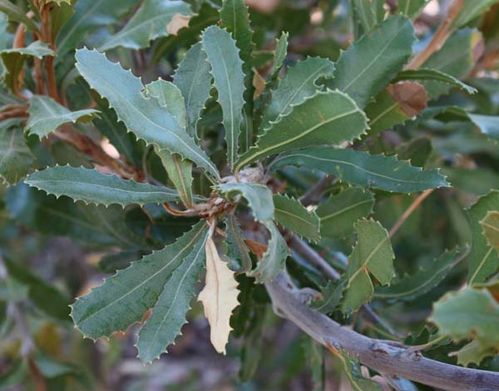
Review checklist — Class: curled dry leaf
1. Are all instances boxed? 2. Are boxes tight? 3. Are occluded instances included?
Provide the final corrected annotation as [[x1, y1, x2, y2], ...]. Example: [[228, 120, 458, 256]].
[[198, 227, 240, 354], [166, 13, 191, 35], [387, 81, 428, 117]]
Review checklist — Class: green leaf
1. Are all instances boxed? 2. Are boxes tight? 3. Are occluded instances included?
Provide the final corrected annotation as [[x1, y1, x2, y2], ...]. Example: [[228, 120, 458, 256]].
[[481, 211, 499, 251], [270, 31, 288, 77], [136, 229, 207, 362], [330, 16, 415, 108], [468, 114, 499, 141], [71, 221, 208, 339], [144, 79, 194, 207], [237, 90, 368, 170], [217, 182, 274, 222], [453, 0, 499, 28], [99, 0, 192, 51], [330, 349, 383, 391], [56, 0, 137, 58], [351, 0, 385, 36], [397, 0, 429, 18], [271, 147, 449, 193], [422, 28, 481, 98], [173, 43, 212, 137], [430, 287, 499, 365], [0, 0, 38, 31], [260, 57, 335, 131], [26, 95, 98, 138], [273, 194, 320, 242], [393, 69, 477, 95], [1, 41, 54, 91], [75, 48, 219, 179], [0, 120, 34, 184], [225, 214, 252, 272], [25, 166, 183, 207], [249, 220, 288, 283], [375, 247, 465, 301], [317, 188, 374, 238], [201, 26, 245, 169], [467, 190, 499, 284], [342, 219, 395, 313], [456, 340, 497, 367]]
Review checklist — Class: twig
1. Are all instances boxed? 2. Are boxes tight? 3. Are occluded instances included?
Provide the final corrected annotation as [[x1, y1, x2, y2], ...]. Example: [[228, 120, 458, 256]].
[[389, 189, 434, 238], [266, 272, 499, 391], [406, 0, 464, 70], [299, 175, 335, 206]]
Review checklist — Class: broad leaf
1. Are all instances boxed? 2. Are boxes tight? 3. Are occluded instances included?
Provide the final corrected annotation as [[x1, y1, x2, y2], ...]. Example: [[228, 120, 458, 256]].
[[430, 287, 499, 366], [330, 16, 415, 108], [393, 69, 477, 95], [271, 147, 449, 193], [173, 43, 212, 137], [273, 194, 320, 242], [467, 190, 499, 284], [481, 211, 499, 251], [136, 229, 208, 362], [99, 0, 192, 51], [26, 95, 98, 138], [71, 221, 208, 339], [260, 57, 335, 131], [198, 232, 239, 354], [201, 26, 245, 169], [0, 120, 34, 184], [330, 348, 383, 391], [468, 114, 499, 141], [342, 219, 395, 313], [25, 166, 183, 207], [56, 0, 137, 58], [75, 49, 219, 179], [225, 214, 252, 272], [375, 247, 464, 301], [317, 188, 374, 238], [237, 90, 368, 170]]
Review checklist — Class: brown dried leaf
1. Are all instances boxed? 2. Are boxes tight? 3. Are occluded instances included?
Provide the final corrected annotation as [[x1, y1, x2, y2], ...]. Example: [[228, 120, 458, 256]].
[[387, 81, 428, 117]]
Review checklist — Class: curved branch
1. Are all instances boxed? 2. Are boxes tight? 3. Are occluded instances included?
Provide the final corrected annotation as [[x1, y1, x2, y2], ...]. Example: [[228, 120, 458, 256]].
[[266, 273, 499, 391]]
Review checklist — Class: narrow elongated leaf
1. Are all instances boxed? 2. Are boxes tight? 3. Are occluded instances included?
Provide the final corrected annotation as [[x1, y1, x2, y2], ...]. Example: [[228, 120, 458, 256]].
[[136, 229, 208, 362], [198, 232, 239, 354], [0, 120, 34, 184], [342, 219, 395, 313], [237, 90, 368, 170], [273, 194, 320, 242], [71, 222, 208, 339], [217, 182, 274, 222], [271, 147, 448, 193], [26, 96, 98, 138], [145, 79, 194, 207], [25, 166, 182, 207], [270, 32, 288, 77], [375, 247, 464, 301], [330, 16, 415, 108], [56, 0, 137, 58], [481, 211, 499, 251], [453, 0, 499, 28], [201, 26, 245, 169], [260, 57, 335, 131], [317, 188, 374, 238], [467, 190, 499, 284], [393, 69, 476, 94], [330, 349, 383, 391], [397, 0, 429, 18], [0, 0, 38, 30], [75, 49, 219, 179], [173, 43, 212, 137], [430, 288, 499, 366], [99, 0, 192, 51]]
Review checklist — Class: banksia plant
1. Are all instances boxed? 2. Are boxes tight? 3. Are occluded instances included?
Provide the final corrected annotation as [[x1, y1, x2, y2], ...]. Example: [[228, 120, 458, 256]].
[[1, 0, 499, 389]]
